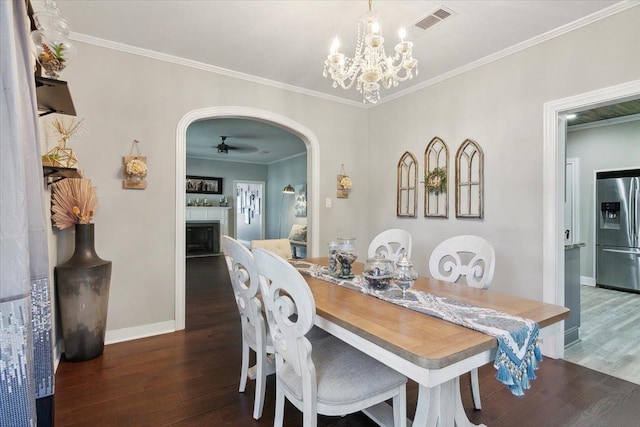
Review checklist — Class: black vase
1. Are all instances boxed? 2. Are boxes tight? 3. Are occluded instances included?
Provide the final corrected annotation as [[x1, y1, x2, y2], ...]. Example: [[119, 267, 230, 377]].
[[55, 223, 112, 361]]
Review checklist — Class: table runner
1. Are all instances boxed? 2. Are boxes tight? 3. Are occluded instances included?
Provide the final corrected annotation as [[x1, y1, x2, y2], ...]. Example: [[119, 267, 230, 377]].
[[292, 260, 542, 397]]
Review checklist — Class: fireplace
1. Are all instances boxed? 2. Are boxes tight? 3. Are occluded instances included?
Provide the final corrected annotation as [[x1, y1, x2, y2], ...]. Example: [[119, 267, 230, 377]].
[[186, 222, 220, 257]]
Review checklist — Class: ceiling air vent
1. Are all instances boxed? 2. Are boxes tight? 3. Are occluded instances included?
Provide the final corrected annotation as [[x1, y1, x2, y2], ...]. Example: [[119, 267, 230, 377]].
[[413, 6, 455, 32]]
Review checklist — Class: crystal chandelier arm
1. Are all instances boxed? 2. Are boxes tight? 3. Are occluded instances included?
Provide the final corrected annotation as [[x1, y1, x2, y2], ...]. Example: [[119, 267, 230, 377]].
[[324, 56, 366, 90]]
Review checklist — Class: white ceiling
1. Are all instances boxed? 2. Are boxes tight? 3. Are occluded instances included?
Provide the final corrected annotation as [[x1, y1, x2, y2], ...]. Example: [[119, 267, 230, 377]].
[[37, 0, 628, 162]]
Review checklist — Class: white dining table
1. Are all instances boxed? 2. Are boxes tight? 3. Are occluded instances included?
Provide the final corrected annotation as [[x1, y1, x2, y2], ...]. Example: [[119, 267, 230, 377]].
[[302, 258, 570, 427]]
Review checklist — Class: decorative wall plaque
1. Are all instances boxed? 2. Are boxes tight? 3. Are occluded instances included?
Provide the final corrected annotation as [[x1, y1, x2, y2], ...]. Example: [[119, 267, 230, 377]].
[[397, 151, 418, 217], [424, 137, 449, 218], [455, 139, 484, 218], [123, 139, 147, 190]]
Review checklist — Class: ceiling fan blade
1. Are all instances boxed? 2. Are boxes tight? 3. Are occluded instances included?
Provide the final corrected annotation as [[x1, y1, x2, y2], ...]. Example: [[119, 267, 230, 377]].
[[215, 136, 250, 153]]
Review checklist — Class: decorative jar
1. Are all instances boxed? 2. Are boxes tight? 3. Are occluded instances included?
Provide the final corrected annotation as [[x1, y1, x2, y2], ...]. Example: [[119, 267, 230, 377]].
[[31, 30, 76, 79], [335, 237, 358, 279], [362, 257, 395, 290], [327, 241, 338, 274], [393, 256, 418, 298]]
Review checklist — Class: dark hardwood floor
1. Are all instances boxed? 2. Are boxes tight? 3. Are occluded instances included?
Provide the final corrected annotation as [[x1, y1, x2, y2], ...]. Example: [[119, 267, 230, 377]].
[[54, 256, 640, 426]]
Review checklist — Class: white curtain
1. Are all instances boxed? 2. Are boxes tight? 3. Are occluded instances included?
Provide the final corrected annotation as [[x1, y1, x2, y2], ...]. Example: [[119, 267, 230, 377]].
[[1, 1, 55, 426]]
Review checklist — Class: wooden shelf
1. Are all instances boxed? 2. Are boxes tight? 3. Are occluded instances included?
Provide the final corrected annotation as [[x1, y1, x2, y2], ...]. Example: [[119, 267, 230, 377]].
[[43, 166, 81, 185], [35, 76, 76, 117]]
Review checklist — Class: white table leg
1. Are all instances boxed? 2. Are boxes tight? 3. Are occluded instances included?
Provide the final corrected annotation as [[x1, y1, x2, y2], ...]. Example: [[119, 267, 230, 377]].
[[411, 377, 487, 427]]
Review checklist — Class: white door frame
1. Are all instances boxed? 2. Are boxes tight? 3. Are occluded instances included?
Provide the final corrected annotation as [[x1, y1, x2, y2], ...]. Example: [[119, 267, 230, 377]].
[[542, 79, 640, 358], [174, 107, 320, 330], [565, 157, 580, 245]]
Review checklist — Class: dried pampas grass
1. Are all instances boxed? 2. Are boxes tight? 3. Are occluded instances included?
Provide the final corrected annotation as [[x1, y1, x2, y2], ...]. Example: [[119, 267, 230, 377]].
[[51, 178, 97, 229]]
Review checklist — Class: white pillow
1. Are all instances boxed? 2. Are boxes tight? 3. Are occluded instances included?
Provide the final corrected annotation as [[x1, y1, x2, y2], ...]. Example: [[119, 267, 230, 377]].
[[289, 224, 307, 242]]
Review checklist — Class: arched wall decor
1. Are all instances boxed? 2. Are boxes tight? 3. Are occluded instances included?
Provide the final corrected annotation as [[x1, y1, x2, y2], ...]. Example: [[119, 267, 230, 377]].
[[455, 139, 484, 219], [397, 151, 418, 217], [424, 137, 449, 218]]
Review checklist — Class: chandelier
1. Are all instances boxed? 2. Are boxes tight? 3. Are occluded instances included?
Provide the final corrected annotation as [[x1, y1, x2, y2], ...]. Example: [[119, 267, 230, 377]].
[[322, 0, 418, 104]]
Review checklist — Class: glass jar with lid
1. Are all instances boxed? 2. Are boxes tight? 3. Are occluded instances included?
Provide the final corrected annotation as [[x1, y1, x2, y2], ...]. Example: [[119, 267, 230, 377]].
[[393, 256, 418, 299], [335, 237, 358, 279], [362, 257, 395, 290]]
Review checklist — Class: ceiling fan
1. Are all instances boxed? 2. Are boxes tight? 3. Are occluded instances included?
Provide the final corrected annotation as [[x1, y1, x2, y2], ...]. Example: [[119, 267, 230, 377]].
[[216, 136, 238, 153]]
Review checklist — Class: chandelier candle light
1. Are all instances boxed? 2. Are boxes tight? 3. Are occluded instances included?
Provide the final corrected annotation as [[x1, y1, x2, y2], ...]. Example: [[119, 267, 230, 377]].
[[323, 0, 418, 104]]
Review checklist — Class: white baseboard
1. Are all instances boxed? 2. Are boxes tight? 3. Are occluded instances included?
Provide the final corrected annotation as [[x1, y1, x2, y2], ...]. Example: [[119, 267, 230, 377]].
[[105, 320, 175, 345], [581, 276, 595, 286], [52, 322, 174, 372]]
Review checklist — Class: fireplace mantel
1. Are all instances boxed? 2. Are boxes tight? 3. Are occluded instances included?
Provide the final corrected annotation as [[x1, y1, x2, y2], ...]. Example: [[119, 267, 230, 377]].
[[185, 207, 231, 236]]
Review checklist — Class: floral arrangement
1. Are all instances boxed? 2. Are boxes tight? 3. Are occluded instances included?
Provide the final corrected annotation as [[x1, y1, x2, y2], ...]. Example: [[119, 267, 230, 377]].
[[339, 176, 353, 190], [424, 167, 447, 194], [125, 158, 147, 177], [51, 178, 98, 230]]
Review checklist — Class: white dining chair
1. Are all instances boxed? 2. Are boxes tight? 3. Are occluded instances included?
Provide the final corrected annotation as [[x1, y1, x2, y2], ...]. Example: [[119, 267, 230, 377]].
[[221, 235, 275, 420], [367, 228, 412, 263], [252, 247, 408, 427], [428, 234, 496, 410]]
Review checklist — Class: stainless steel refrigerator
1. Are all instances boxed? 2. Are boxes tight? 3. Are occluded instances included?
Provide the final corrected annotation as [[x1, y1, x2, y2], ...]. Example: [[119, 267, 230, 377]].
[[596, 169, 640, 292]]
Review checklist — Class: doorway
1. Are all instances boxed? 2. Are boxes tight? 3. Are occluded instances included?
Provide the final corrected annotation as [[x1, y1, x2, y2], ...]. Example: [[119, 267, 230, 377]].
[[542, 79, 640, 359], [174, 106, 321, 330]]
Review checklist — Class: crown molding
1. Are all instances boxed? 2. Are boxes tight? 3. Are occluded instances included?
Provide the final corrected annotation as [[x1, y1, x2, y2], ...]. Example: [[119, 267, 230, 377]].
[[69, 33, 366, 109], [268, 151, 307, 165], [69, 1, 638, 110], [376, 1, 639, 106]]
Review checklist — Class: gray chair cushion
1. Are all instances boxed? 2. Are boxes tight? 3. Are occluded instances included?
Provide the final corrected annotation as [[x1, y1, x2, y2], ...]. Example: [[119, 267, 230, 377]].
[[279, 335, 406, 406]]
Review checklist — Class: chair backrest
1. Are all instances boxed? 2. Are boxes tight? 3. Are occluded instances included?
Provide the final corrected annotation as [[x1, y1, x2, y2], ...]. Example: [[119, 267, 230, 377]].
[[221, 235, 266, 339], [428, 235, 495, 290], [250, 238, 292, 260], [252, 247, 315, 380], [367, 229, 413, 262]]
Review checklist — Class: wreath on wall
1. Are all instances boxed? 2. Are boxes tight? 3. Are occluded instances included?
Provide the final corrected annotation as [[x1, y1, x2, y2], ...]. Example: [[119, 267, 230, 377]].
[[424, 167, 447, 194]]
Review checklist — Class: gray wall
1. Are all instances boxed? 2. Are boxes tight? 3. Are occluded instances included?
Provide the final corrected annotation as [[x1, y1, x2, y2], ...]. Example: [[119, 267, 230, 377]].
[[566, 118, 640, 281], [186, 157, 269, 237], [366, 7, 640, 300], [186, 156, 307, 240], [51, 5, 640, 337], [61, 40, 368, 334], [267, 155, 307, 239], [186, 157, 268, 202]]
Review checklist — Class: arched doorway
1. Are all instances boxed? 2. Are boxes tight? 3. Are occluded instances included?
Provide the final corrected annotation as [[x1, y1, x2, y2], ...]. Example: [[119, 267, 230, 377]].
[[174, 107, 320, 330]]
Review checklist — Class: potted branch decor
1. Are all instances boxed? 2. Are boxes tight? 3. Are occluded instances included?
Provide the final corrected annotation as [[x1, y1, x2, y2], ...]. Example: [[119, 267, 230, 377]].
[[52, 178, 112, 361]]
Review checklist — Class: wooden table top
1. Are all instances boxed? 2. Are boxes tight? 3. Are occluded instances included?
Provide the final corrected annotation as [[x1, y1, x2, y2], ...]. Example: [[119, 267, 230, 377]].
[[303, 257, 570, 369]]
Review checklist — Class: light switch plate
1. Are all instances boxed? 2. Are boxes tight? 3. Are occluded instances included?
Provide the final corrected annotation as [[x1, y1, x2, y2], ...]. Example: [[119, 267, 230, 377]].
[[325, 197, 332, 208]]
